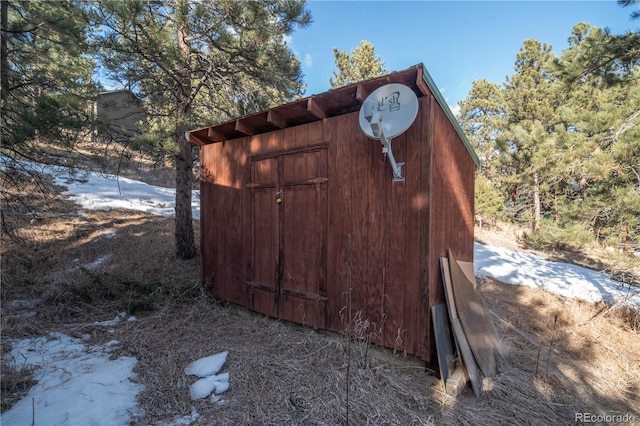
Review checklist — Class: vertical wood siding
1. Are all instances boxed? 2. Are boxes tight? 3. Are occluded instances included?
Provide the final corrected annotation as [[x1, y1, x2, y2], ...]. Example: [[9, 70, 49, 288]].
[[198, 97, 475, 363]]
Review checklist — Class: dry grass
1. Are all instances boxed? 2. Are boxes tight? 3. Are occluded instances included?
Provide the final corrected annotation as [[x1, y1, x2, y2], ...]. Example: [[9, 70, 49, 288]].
[[2, 168, 640, 425], [479, 278, 640, 419]]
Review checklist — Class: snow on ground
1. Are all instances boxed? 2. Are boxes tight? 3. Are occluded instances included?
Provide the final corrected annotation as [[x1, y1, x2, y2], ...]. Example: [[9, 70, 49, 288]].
[[1, 333, 144, 426], [53, 171, 200, 220], [2, 158, 638, 425], [2, 158, 200, 219], [475, 243, 640, 311], [183, 352, 230, 403]]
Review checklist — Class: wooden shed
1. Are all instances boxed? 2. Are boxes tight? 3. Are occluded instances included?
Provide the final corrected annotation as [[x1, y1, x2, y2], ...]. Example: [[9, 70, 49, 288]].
[[187, 64, 479, 363]]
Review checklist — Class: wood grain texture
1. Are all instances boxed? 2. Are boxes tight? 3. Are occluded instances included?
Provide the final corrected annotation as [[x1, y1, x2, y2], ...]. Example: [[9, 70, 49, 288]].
[[448, 248, 496, 378], [197, 88, 476, 363]]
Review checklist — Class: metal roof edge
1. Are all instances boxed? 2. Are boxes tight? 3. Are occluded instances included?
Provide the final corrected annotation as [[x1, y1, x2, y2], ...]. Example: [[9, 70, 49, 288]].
[[418, 65, 480, 167]]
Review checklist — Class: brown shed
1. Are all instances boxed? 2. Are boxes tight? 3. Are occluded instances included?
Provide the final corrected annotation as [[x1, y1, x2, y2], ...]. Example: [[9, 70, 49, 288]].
[[187, 64, 479, 363]]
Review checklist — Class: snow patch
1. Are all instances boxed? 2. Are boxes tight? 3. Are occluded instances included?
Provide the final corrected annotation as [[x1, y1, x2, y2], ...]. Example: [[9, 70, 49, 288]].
[[184, 352, 230, 402], [474, 242, 640, 311], [83, 253, 112, 270], [184, 351, 228, 378], [53, 169, 200, 219], [2, 157, 200, 219], [94, 311, 136, 327], [1, 332, 144, 426], [7, 299, 42, 318], [154, 408, 200, 426]]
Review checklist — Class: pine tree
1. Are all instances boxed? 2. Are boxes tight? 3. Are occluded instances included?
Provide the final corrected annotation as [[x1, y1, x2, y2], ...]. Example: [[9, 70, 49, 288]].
[[93, 0, 311, 259], [1, 0, 95, 158], [501, 38, 560, 231], [329, 40, 387, 88], [456, 18, 639, 252], [474, 174, 504, 229], [553, 23, 640, 252], [457, 79, 507, 179], [1, 0, 96, 234], [457, 79, 509, 227]]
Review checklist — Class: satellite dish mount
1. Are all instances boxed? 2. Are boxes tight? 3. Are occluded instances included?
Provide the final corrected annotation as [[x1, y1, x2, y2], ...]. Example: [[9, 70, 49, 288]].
[[359, 83, 419, 182]]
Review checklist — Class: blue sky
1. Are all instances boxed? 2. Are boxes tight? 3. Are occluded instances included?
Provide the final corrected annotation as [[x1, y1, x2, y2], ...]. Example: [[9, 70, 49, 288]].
[[288, 1, 639, 112]]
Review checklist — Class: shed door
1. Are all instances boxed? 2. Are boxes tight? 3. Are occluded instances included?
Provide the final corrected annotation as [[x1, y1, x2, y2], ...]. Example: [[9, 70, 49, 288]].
[[248, 145, 328, 329]]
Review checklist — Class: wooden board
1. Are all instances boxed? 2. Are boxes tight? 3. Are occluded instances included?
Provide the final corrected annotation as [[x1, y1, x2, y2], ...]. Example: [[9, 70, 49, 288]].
[[440, 258, 458, 320], [448, 249, 497, 378], [440, 257, 473, 396], [446, 366, 467, 396], [451, 317, 481, 398], [431, 304, 456, 393], [457, 260, 477, 289]]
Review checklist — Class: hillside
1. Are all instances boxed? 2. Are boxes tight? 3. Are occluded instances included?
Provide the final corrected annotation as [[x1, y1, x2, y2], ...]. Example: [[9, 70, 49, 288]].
[[1, 161, 639, 425]]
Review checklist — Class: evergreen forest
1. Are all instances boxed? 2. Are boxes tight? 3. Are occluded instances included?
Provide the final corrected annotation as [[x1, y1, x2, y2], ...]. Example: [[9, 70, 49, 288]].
[[457, 22, 639, 256]]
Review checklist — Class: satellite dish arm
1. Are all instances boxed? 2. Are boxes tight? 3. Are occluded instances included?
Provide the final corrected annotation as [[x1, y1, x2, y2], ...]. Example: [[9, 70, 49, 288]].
[[383, 137, 405, 182], [365, 109, 405, 182], [358, 83, 417, 182]]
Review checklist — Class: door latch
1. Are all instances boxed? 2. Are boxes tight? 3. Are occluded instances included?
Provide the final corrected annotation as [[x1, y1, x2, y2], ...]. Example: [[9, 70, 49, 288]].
[[275, 190, 283, 203]]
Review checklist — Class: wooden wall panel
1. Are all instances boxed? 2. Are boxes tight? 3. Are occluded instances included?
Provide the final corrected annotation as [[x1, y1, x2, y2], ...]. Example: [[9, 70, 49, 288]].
[[251, 287, 277, 317], [420, 96, 435, 360], [325, 114, 349, 334], [281, 294, 318, 328], [280, 147, 327, 329], [400, 109, 427, 359], [363, 150, 385, 348], [429, 98, 475, 306], [381, 129, 408, 353], [325, 111, 387, 342], [325, 110, 426, 358], [282, 152, 319, 182], [200, 138, 247, 305], [228, 138, 249, 305], [252, 187, 278, 285], [351, 115, 383, 345], [282, 126, 298, 150], [198, 99, 475, 364], [307, 120, 323, 144], [199, 144, 213, 284], [250, 130, 283, 156]]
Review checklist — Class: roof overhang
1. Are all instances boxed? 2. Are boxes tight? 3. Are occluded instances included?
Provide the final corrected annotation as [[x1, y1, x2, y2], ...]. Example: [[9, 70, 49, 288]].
[[188, 63, 479, 166]]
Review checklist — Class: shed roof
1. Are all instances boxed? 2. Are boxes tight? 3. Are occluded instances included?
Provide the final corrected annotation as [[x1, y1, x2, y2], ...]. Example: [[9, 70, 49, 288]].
[[187, 63, 479, 166]]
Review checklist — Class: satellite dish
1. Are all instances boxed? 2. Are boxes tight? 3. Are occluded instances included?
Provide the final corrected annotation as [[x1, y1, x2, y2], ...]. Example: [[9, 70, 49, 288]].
[[358, 83, 419, 181], [359, 83, 419, 140]]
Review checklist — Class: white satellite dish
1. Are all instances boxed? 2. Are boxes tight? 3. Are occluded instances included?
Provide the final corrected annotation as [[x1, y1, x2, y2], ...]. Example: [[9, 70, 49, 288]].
[[358, 83, 419, 181]]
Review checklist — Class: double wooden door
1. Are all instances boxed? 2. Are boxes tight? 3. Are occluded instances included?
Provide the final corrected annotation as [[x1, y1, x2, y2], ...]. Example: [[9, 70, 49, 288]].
[[247, 144, 328, 329]]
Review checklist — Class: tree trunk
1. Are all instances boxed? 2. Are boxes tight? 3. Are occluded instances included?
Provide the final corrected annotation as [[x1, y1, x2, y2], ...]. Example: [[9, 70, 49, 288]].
[[532, 172, 541, 231], [174, 0, 196, 260], [175, 131, 196, 259], [1, 0, 8, 96], [621, 223, 633, 256]]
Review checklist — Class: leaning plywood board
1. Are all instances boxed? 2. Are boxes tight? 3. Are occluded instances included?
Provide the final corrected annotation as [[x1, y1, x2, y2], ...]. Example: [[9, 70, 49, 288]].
[[455, 259, 503, 357], [441, 258, 477, 304], [431, 303, 457, 394], [448, 249, 497, 378], [450, 317, 481, 398], [440, 257, 458, 319], [457, 260, 477, 289], [440, 257, 474, 396]]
